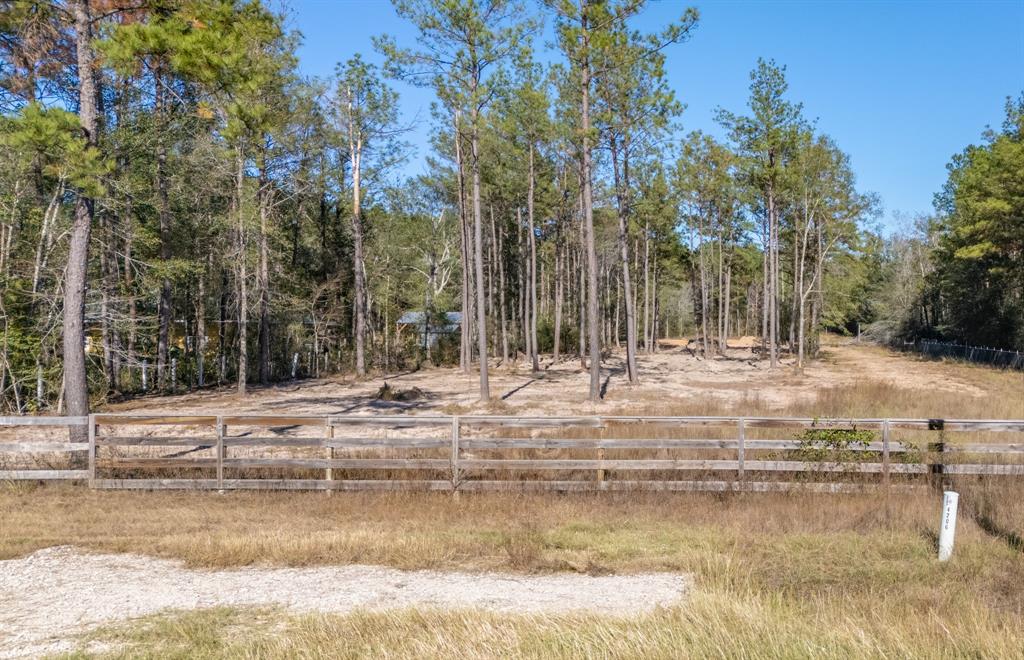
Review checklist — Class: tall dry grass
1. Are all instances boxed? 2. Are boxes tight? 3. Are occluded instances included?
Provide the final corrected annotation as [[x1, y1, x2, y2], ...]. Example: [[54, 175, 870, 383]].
[[8, 479, 1023, 658], [38, 485, 1021, 658], [4, 488, 1021, 587], [0, 487, 932, 569], [73, 595, 1024, 660]]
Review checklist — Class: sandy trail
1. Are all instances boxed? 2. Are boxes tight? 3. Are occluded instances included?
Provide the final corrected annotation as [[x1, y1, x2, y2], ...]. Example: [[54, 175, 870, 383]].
[[0, 546, 689, 659]]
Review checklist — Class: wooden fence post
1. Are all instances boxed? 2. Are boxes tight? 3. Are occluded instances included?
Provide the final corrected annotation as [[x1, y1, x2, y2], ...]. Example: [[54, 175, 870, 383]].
[[927, 418, 946, 489], [216, 415, 224, 491], [325, 421, 334, 494], [88, 414, 96, 487], [451, 416, 460, 494], [737, 417, 746, 486], [882, 419, 891, 490]]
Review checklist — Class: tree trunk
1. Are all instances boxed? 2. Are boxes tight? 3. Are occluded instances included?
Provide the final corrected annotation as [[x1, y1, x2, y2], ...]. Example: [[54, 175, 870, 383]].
[[579, 9, 601, 400], [153, 63, 173, 390], [794, 196, 810, 370], [614, 270, 621, 348], [773, 200, 781, 365], [424, 259, 434, 365], [470, 110, 489, 400], [123, 200, 138, 381], [349, 110, 367, 377], [813, 216, 824, 357], [234, 146, 248, 395], [797, 238, 806, 371], [257, 150, 272, 384], [492, 207, 509, 365], [31, 184, 61, 296], [99, 209, 116, 391], [63, 0, 99, 434], [527, 145, 540, 372], [454, 114, 470, 372], [767, 177, 778, 368], [698, 218, 711, 358], [717, 236, 724, 349], [761, 222, 769, 359], [643, 220, 651, 353], [577, 204, 587, 370], [196, 258, 207, 387], [518, 215, 526, 361], [722, 257, 731, 350], [790, 225, 799, 351], [540, 244, 547, 317], [486, 210, 495, 351], [553, 238, 563, 362], [218, 268, 228, 384], [609, 136, 638, 382], [652, 260, 661, 350]]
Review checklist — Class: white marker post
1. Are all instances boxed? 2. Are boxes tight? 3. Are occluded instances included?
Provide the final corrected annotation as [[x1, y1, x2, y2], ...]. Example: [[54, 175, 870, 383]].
[[938, 490, 959, 561]]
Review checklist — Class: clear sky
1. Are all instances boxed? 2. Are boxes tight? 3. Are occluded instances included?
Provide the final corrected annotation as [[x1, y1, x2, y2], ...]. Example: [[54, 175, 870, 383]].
[[289, 0, 1024, 230]]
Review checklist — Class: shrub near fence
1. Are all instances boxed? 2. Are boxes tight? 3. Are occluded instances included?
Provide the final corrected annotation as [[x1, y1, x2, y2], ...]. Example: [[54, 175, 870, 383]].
[[2, 414, 1023, 492], [911, 340, 1024, 370]]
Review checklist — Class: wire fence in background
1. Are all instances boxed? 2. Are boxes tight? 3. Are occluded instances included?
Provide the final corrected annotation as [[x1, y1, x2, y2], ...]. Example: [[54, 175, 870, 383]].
[[908, 340, 1024, 371]]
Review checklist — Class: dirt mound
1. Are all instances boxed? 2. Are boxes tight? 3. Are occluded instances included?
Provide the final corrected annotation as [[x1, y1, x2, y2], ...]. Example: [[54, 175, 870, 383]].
[[729, 335, 759, 349], [376, 382, 426, 402]]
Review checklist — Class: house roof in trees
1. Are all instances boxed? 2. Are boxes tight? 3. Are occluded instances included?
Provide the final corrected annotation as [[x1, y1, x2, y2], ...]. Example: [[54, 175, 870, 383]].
[[397, 312, 462, 328]]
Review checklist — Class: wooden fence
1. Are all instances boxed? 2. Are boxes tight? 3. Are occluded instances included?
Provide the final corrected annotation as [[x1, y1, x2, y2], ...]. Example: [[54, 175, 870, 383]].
[[1, 414, 1023, 493]]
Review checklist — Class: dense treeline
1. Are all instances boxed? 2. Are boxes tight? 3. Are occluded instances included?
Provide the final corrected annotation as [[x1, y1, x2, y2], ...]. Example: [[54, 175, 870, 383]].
[[866, 97, 1024, 351], [0, 0, 1012, 414]]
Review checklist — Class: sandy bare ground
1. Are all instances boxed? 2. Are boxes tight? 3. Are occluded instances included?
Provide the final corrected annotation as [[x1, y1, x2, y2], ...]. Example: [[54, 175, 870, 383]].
[[103, 340, 1000, 418], [0, 546, 689, 659]]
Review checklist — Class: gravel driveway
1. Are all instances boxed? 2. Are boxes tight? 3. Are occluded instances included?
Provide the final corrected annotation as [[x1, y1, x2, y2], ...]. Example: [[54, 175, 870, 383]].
[[0, 546, 689, 658]]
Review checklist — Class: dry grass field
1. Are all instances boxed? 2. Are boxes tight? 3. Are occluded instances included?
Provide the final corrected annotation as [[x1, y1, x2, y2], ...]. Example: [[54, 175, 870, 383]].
[[2, 340, 1023, 658], [1, 488, 1016, 658], [2, 487, 1023, 658]]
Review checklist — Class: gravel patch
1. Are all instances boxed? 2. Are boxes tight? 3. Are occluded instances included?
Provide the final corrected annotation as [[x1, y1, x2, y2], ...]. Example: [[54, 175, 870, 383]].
[[0, 546, 689, 658]]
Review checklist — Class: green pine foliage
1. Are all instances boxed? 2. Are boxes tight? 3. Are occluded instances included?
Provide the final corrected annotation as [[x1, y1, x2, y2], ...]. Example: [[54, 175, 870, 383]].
[[0, 1, 1016, 413]]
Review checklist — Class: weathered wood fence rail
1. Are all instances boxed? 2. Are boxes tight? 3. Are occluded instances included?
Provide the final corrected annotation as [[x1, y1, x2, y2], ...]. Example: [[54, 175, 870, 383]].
[[1, 414, 1023, 492]]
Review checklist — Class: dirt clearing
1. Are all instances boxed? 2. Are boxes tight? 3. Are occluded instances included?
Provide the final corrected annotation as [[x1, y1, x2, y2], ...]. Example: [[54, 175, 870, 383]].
[[0, 546, 688, 659], [101, 340, 1024, 419]]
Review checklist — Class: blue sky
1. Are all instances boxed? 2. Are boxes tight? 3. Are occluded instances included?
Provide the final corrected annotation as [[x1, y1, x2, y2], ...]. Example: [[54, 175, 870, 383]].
[[290, 0, 1024, 230]]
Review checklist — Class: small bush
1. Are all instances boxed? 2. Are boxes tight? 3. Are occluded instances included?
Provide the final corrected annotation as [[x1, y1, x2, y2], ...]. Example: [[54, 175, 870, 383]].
[[795, 426, 875, 461], [537, 318, 579, 355]]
